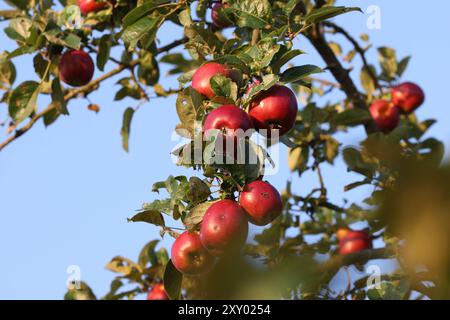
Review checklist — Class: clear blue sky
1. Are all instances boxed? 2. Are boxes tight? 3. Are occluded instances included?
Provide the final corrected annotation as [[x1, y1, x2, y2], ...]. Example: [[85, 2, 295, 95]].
[[0, 0, 449, 299]]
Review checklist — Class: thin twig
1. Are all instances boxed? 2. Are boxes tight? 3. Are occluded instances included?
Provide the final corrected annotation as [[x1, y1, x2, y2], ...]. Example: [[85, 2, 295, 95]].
[[306, 23, 378, 134], [251, 29, 260, 46], [323, 21, 381, 91]]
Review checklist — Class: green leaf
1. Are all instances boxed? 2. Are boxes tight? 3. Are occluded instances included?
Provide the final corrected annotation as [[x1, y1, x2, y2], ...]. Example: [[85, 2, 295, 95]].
[[97, 35, 112, 72], [7, 45, 35, 59], [0, 59, 16, 89], [43, 107, 61, 127], [229, 0, 272, 29], [137, 52, 159, 86], [176, 87, 204, 135], [64, 281, 97, 300], [121, 107, 134, 152], [187, 177, 211, 204], [33, 53, 48, 80], [360, 65, 376, 97], [63, 33, 81, 50], [213, 55, 251, 75], [254, 220, 281, 246], [51, 78, 69, 115], [142, 199, 172, 215], [8, 80, 40, 124], [325, 137, 339, 163], [105, 256, 141, 278], [128, 209, 165, 227], [304, 6, 362, 24], [138, 240, 159, 268], [4, 0, 29, 10], [419, 138, 444, 166], [280, 65, 323, 84], [343, 147, 376, 178], [184, 200, 216, 231], [5, 17, 32, 42], [244, 73, 279, 106], [378, 47, 397, 80], [288, 147, 309, 174], [178, 7, 192, 27], [163, 260, 183, 300], [122, 1, 170, 28], [270, 48, 305, 74], [334, 109, 371, 127], [210, 74, 237, 100], [397, 56, 411, 78], [122, 16, 162, 51]]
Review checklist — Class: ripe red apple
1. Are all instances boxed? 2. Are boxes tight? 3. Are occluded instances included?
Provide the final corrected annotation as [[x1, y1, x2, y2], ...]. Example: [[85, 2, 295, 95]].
[[146, 284, 169, 300], [77, 0, 108, 14], [391, 82, 425, 114], [203, 104, 253, 161], [239, 181, 283, 226], [249, 85, 298, 137], [192, 62, 235, 98], [211, 3, 232, 28], [369, 99, 400, 133], [200, 199, 249, 256], [59, 50, 94, 87], [171, 231, 214, 275], [338, 230, 372, 255], [203, 104, 253, 137]]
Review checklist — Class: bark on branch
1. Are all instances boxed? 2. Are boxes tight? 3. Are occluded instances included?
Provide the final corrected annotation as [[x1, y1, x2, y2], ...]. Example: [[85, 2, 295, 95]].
[[306, 24, 378, 134]]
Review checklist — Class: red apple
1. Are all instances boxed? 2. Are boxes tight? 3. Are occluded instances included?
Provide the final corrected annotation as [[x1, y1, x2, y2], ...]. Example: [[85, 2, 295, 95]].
[[59, 50, 94, 87], [200, 199, 249, 256], [391, 82, 425, 114], [211, 3, 232, 28], [249, 85, 298, 137], [338, 230, 372, 255], [192, 62, 235, 98], [77, 0, 108, 14], [239, 181, 283, 226], [146, 284, 169, 300], [369, 99, 400, 133], [171, 231, 214, 275], [203, 104, 253, 137], [203, 104, 253, 161]]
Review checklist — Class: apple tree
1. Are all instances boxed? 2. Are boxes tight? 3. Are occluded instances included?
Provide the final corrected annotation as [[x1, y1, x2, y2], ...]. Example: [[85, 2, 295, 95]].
[[1, 0, 448, 300]]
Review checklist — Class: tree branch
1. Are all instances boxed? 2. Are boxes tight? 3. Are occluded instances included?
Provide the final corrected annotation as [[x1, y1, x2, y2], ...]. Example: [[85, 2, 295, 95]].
[[306, 24, 378, 134], [323, 21, 381, 91], [0, 38, 187, 152], [319, 247, 396, 283]]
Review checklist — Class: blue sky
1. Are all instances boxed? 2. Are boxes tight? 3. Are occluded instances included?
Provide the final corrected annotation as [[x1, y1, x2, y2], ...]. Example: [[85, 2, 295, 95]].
[[0, 0, 449, 299]]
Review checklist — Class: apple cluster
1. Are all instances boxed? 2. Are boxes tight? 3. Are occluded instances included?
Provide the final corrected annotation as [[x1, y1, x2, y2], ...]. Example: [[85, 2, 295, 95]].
[[197, 62, 298, 141], [369, 82, 425, 133], [168, 60, 293, 276], [170, 180, 283, 276]]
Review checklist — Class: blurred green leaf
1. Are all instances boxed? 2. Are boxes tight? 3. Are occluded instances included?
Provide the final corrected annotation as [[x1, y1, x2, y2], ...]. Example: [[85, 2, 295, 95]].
[[163, 260, 182, 300]]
